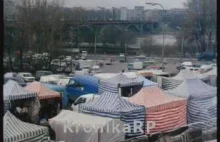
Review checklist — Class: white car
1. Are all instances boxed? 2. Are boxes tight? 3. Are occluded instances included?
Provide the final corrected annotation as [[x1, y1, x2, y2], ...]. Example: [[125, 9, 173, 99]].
[[71, 94, 128, 112], [181, 62, 192, 67], [51, 59, 67, 67], [57, 77, 71, 86], [4, 72, 18, 78], [18, 72, 35, 82], [71, 94, 99, 112], [40, 74, 67, 84], [105, 58, 112, 65], [90, 65, 102, 75]]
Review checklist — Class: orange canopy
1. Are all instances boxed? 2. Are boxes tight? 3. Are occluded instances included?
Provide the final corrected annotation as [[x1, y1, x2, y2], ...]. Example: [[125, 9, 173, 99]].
[[25, 81, 60, 100], [129, 86, 187, 134]]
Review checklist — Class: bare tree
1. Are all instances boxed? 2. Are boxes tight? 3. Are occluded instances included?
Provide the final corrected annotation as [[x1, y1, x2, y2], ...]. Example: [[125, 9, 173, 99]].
[[184, 0, 216, 53]]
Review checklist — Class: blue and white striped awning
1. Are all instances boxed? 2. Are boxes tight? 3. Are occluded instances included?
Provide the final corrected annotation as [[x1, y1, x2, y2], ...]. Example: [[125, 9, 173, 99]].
[[136, 76, 158, 87], [4, 111, 49, 142], [80, 92, 146, 137], [98, 73, 143, 94], [165, 79, 217, 130], [162, 70, 209, 90], [4, 80, 37, 101], [100, 73, 143, 87]]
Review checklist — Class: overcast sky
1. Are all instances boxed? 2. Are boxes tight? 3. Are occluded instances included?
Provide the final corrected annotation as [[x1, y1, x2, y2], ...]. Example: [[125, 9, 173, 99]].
[[64, 0, 186, 9]]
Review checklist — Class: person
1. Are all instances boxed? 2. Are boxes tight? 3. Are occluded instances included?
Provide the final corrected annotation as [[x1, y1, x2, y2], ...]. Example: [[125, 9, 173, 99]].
[[15, 107, 22, 115], [121, 69, 125, 73]]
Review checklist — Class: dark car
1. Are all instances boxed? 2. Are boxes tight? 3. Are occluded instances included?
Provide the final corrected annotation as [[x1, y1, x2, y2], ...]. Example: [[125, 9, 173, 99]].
[[4, 77, 26, 87], [197, 52, 216, 61]]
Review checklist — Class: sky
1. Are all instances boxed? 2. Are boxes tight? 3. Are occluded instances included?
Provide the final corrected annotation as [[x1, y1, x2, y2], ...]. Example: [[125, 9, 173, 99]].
[[64, 0, 187, 9]]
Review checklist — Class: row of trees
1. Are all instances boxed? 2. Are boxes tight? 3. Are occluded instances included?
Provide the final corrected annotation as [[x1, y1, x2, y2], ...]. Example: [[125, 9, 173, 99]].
[[141, 0, 217, 57], [181, 0, 216, 53], [4, 0, 138, 71], [4, 0, 217, 71]]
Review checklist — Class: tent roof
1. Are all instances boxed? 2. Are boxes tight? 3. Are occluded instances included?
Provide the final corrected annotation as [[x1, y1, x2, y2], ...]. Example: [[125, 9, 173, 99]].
[[4, 80, 37, 100], [136, 76, 158, 87], [204, 68, 217, 76], [100, 73, 143, 87], [123, 72, 138, 78], [4, 111, 48, 142], [164, 63, 179, 75], [129, 86, 185, 109], [80, 92, 145, 116], [165, 79, 216, 99], [49, 110, 114, 126], [171, 69, 208, 80], [25, 81, 60, 99], [94, 73, 117, 80]]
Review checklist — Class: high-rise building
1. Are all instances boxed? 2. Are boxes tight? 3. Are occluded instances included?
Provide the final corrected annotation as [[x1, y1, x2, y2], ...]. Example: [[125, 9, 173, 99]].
[[112, 7, 121, 20], [134, 6, 144, 20], [127, 9, 135, 20], [120, 7, 128, 20]]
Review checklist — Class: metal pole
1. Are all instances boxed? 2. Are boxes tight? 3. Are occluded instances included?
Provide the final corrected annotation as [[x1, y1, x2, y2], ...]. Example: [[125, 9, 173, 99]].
[[162, 31, 165, 71], [160, 5, 165, 72], [181, 35, 184, 62], [94, 32, 97, 64]]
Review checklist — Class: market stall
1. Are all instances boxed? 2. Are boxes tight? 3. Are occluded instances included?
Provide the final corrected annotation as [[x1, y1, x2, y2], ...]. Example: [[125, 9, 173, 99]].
[[136, 76, 158, 87], [3, 80, 39, 122], [80, 92, 146, 137], [129, 86, 187, 134], [49, 110, 125, 142], [204, 67, 217, 86], [165, 79, 217, 130], [25, 81, 61, 123], [43, 83, 69, 108], [4, 111, 49, 142], [162, 69, 209, 90], [98, 73, 143, 97]]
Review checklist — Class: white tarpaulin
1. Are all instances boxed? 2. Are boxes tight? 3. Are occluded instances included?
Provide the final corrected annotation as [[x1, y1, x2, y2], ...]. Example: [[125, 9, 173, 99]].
[[49, 110, 125, 142]]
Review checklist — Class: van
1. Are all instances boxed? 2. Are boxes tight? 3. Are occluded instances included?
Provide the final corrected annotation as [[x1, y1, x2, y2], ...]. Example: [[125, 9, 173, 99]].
[[66, 75, 99, 102], [119, 53, 126, 62]]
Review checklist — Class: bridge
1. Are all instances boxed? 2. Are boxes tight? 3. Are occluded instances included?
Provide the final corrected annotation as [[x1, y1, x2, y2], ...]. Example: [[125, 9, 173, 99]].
[[5, 19, 159, 33]]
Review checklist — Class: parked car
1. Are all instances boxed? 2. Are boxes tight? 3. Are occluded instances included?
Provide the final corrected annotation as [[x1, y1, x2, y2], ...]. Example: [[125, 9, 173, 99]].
[[71, 94, 99, 112], [105, 58, 112, 65], [51, 59, 67, 67], [18, 72, 35, 82], [4, 77, 26, 87], [197, 52, 216, 61], [119, 53, 126, 62], [35, 70, 53, 81], [66, 75, 99, 101], [40, 74, 67, 84], [57, 77, 71, 86], [81, 51, 88, 60], [4, 72, 17, 78], [90, 65, 102, 75], [71, 94, 129, 112]]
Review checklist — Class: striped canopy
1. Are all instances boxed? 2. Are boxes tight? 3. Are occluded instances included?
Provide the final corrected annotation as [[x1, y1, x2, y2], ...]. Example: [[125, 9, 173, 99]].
[[162, 70, 209, 90], [98, 73, 143, 94], [129, 86, 187, 134], [101, 73, 143, 87], [4, 80, 37, 101], [165, 79, 216, 98], [165, 79, 217, 130], [4, 111, 49, 142], [136, 76, 158, 87], [80, 92, 146, 137], [25, 81, 60, 100]]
